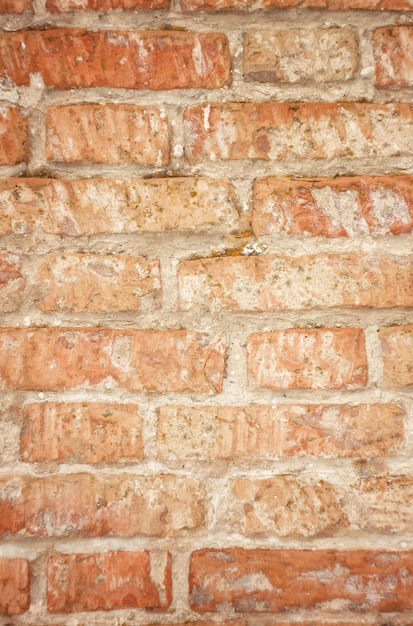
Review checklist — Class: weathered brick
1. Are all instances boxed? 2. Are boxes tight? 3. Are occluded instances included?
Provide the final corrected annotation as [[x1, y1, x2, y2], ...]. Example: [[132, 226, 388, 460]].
[[189, 548, 413, 612], [374, 27, 413, 89], [379, 325, 413, 388], [47, 551, 171, 612], [0, 0, 32, 11], [0, 30, 229, 89], [0, 328, 226, 393], [247, 329, 367, 390], [20, 402, 143, 463], [184, 102, 413, 163], [179, 254, 413, 311], [157, 404, 404, 460], [181, 0, 413, 8], [244, 29, 358, 83], [0, 177, 239, 236], [48, 0, 168, 9], [0, 473, 205, 537], [0, 253, 25, 313], [252, 176, 413, 237], [46, 105, 170, 165], [37, 254, 161, 313], [0, 107, 28, 166], [222, 475, 413, 537], [0, 558, 30, 615]]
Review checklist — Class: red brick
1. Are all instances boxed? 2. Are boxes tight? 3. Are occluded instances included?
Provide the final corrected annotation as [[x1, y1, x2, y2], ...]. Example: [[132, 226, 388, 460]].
[[37, 254, 161, 313], [184, 102, 413, 163], [244, 29, 359, 83], [379, 325, 413, 388], [247, 329, 367, 390], [0, 177, 239, 236], [48, 0, 168, 9], [189, 548, 413, 612], [47, 551, 171, 612], [46, 104, 169, 165], [0, 30, 229, 89], [0, 108, 28, 166], [179, 254, 413, 311], [0, 253, 25, 313], [374, 27, 413, 88], [157, 404, 404, 460], [0, 558, 30, 615], [252, 176, 413, 237], [0, 0, 32, 11], [181, 0, 413, 8], [20, 402, 143, 463], [0, 328, 226, 393], [222, 475, 413, 537], [0, 473, 205, 537]]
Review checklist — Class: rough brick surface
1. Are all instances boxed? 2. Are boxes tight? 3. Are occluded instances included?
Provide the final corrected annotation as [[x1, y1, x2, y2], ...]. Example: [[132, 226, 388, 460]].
[[247, 329, 367, 390], [157, 404, 404, 460], [0, 328, 226, 392], [189, 549, 413, 612], [374, 27, 413, 89], [252, 176, 413, 237], [20, 402, 143, 463], [48, 0, 168, 9], [0, 177, 239, 235], [179, 255, 413, 311], [378, 325, 413, 388], [244, 29, 359, 83], [0, 253, 25, 313], [46, 105, 170, 165], [0, 474, 205, 537], [37, 254, 161, 312], [0, 30, 229, 89], [181, 0, 413, 8], [0, 0, 32, 11], [47, 551, 171, 612], [0, 558, 30, 615], [0, 108, 28, 166], [184, 103, 413, 163]]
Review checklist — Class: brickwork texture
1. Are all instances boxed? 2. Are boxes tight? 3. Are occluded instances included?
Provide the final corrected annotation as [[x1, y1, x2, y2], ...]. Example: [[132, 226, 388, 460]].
[[0, 0, 412, 624]]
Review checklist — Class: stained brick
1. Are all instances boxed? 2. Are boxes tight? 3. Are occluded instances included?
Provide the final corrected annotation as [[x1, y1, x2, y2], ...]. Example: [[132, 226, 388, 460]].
[[374, 27, 413, 88], [0, 108, 28, 166], [0, 558, 30, 615], [48, 0, 169, 9], [379, 325, 413, 388]]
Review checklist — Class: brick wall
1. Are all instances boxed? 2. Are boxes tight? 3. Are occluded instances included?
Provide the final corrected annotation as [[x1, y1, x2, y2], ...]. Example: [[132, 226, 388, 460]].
[[0, 0, 412, 623]]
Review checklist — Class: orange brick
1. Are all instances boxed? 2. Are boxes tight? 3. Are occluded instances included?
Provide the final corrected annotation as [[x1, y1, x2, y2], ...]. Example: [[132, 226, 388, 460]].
[[178, 254, 413, 311], [379, 325, 413, 388], [184, 102, 413, 163], [0, 177, 239, 236], [0, 0, 32, 10], [47, 551, 171, 612], [157, 404, 404, 460], [247, 328, 367, 390], [374, 27, 413, 88], [252, 176, 413, 237], [0, 558, 30, 615], [189, 548, 413, 612], [0, 108, 28, 166], [181, 0, 413, 8], [0, 328, 226, 393], [46, 104, 170, 165], [37, 254, 161, 313], [0, 30, 229, 89], [20, 402, 143, 463], [0, 253, 25, 313], [48, 0, 168, 8], [0, 473, 205, 537], [244, 30, 358, 83], [222, 475, 413, 537]]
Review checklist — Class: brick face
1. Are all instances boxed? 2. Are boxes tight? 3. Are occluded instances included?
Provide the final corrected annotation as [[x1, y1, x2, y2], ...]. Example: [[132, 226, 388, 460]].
[[252, 176, 413, 237], [181, 0, 413, 8], [0, 30, 230, 89], [0, 108, 28, 166], [0, 474, 205, 537], [378, 325, 413, 388], [247, 329, 367, 390], [48, 0, 169, 9], [47, 551, 171, 612], [184, 103, 413, 163], [374, 27, 413, 88], [189, 549, 413, 612], [0, 558, 30, 615], [46, 105, 170, 165]]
